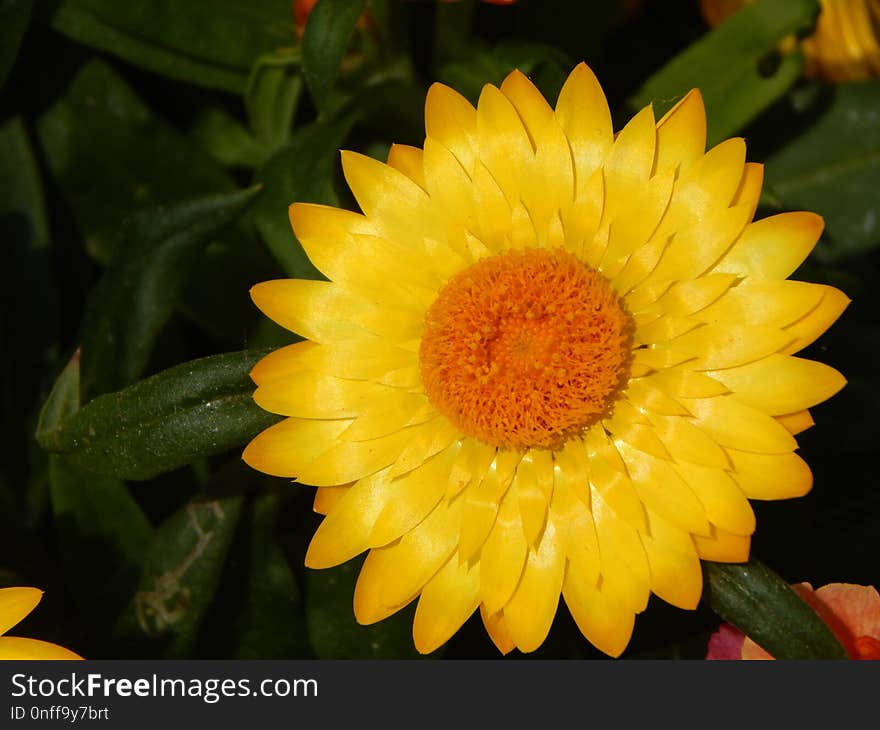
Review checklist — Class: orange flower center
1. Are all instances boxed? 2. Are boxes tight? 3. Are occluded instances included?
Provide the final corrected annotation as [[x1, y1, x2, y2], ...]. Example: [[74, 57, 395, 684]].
[[419, 248, 632, 450]]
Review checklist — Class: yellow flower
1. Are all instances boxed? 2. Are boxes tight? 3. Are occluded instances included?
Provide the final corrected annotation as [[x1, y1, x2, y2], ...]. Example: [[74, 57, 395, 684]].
[[0, 587, 83, 659], [699, 0, 880, 82], [243, 63, 848, 657]]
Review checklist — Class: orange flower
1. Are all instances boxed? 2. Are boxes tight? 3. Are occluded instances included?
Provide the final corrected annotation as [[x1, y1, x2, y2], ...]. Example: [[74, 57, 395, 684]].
[[706, 582, 880, 659]]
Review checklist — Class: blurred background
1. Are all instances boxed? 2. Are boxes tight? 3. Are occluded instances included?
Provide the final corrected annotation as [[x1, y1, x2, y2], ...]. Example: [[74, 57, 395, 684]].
[[1, 0, 878, 659]]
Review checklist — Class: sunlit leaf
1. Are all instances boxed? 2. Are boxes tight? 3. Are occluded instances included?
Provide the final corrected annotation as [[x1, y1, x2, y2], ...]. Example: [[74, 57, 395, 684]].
[[631, 0, 820, 145]]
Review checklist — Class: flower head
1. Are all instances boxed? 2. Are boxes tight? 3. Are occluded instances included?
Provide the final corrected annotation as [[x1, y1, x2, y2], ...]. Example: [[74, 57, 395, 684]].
[[0, 587, 83, 660], [244, 63, 848, 656], [707, 583, 880, 659]]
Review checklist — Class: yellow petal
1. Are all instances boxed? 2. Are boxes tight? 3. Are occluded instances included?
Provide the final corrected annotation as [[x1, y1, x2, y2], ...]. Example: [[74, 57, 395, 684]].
[[645, 412, 730, 469], [777, 409, 814, 435], [549, 464, 600, 588], [480, 488, 528, 614], [313, 485, 348, 516], [781, 285, 850, 354], [340, 394, 435, 441], [386, 143, 425, 189], [0, 637, 83, 660], [592, 488, 651, 613], [655, 323, 794, 370], [726, 449, 813, 500], [460, 450, 521, 562], [706, 354, 846, 415], [250, 279, 366, 344], [480, 605, 515, 655], [390, 417, 461, 478], [602, 105, 656, 223], [643, 367, 729, 399], [425, 82, 478, 175], [712, 211, 824, 280], [475, 83, 533, 205], [602, 170, 674, 279], [514, 449, 554, 547], [0, 587, 42, 635], [413, 553, 480, 654], [671, 461, 755, 536], [305, 467, 395, 568], [254, 371, 403, 419], [354, 497, 462, 621], [692, 524, 751, 563], [369, 442, 459, 547], [447, 438, 496, 500], [664, 137, 746, 224], [640, 509, 703, 609], [423, 136, 478, 231], [249, 341, 314, 386], [588, 450, 647, 532], [731, 162, 764, 218], [655, 88, 706, 174], [555, 62, 613, 187], [562, 563, 635, 658], [683, 395, 798, 453], [615, 441, 711, 536], [242, 417, 353, 478], [696, 280, 825, 328], [502, 520, 565, 652], [650, 274, 738, 318]]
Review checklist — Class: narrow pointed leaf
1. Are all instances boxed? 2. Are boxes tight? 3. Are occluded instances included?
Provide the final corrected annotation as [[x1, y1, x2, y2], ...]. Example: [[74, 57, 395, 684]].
[[302, 0, 366, 113], [630, 0, 820, 144], [76, 184, 262, 399], [703, 559, 849, 660], [36, 349, 281, 481]]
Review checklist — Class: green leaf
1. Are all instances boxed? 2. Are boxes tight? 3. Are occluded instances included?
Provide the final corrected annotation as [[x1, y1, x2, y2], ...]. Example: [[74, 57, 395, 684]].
[[36, 349, 281, 482], [246, 47, 304, 158], [302, 0, 366, 113], [76, 185, 262, 399], [305, 557, 426, 659], [253, 113, 357, 278], [229, 491, 310, 658], [703, 559, 849, 660], [763, 81, 880, 261], [35, 349, 81, 443], [37, 60, 241, 264], [49, 455, 153, 626], [49, 0, 295, 92], [0, 0, 32, 89], [190, 108, 264, 170], [630, 0, 819, 145], [115, 469, 244, 658]]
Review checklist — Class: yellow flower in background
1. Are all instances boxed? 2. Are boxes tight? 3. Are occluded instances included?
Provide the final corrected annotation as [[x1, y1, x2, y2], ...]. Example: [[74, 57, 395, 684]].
[[700, 0, 880, 82], [244, 62, 848, 656], [0, 587, 83, 659]]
